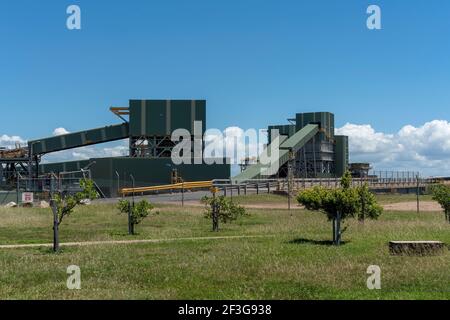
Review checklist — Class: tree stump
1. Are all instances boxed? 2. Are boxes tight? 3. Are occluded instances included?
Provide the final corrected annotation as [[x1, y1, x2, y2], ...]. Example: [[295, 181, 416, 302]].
[[389, 241, 446, 256]]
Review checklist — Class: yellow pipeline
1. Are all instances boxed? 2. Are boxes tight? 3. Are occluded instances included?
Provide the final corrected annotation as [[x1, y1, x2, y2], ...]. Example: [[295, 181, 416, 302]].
[[121, 180, 213, 195]]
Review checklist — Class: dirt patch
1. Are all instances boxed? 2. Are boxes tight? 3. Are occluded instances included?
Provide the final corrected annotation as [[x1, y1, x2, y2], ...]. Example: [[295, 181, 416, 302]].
[[383, 201, 441, 212], [159, 200, 442, 212]]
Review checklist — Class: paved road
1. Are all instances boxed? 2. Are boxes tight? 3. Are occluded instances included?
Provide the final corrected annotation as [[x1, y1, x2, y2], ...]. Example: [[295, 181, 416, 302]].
[[96, 188, 264, 205]]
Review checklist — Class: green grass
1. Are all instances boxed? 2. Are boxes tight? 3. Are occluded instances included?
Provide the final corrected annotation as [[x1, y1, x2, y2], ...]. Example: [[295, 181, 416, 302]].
[[232, 193, 289, 205], [0, 202, 448, 300], [374, 193, 434, 204]]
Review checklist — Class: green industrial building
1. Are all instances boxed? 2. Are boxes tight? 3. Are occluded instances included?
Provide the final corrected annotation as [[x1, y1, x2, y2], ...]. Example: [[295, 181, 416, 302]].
[[233, 111, 349, 183], [27, 99, 230, 197], [1, 99, 349, 199]]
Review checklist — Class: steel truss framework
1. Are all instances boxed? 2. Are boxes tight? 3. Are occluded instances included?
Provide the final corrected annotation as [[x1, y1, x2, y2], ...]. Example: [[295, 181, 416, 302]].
[[276, 137, 336, 179], [129, 136, 176, 158], [0, 159, 28, 188]]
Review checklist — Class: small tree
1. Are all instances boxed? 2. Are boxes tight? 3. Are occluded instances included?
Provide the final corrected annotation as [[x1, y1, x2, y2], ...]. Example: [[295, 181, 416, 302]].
[[297, 171, 382, 245], [357, 183, 383, 222], [201, 195, 247, 232], [117, 199, 157, 235], [431, 184, 450, 223], [50, 178, 99, 252]]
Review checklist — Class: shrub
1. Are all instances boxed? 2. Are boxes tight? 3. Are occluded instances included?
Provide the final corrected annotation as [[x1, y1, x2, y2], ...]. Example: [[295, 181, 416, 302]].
[[201, 195, 248, 231], [117, 199, 157, 234], [431, 184, 450, 222]]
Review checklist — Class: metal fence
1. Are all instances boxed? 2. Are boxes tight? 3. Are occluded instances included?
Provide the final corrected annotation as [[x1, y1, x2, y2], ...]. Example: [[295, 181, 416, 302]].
[[4, 169, 93, 206], [18, 170, 91, 193], [117, 171, 432, 200], [214, 171, 430, 197]]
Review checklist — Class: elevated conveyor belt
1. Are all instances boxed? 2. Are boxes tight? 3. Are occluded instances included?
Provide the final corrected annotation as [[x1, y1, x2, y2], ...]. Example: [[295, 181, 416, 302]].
[[28, 123, 129, 155], [232, 124, 319, 183]]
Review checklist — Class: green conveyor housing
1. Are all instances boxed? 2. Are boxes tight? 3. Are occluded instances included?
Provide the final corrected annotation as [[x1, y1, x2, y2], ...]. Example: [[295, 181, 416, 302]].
[[29, 123, 129, 155], [232, 124, 319, 183]]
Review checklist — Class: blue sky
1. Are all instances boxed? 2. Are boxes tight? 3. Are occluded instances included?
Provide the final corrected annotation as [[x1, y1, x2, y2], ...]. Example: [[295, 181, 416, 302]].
[[1, 1, 450, 175]]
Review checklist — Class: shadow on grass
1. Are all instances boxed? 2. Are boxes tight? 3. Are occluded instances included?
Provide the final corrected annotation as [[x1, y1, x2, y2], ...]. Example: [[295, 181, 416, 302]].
[[108, 231, 143, 237], [37, 246, 74, 255], [289, 238, 348, 246]]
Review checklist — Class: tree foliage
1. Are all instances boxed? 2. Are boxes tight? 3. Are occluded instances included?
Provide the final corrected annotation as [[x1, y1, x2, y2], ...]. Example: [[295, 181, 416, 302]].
[[296, 171, 383, 244], [357, 183, 383, 221], [117, 199, 157, 225], [431, 184, 450, 222], [52, 178, 99, 226], [297, 171, 382, 222], [201, 195, 248, 230]]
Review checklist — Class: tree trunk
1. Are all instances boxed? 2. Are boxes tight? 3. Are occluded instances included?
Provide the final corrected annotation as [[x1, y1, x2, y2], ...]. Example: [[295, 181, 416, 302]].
[[51, 201, 59, 252], [332, 218, 336, 244], [128, 202, 134, 235], [359, 197, 365, 223], [212, 204, 219, 232], [336, 211, 341, 246], [333, 212, 342, 246]]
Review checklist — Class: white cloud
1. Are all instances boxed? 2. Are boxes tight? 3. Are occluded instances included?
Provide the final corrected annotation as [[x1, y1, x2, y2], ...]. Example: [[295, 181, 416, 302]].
[[336, 120, 450, 176], [52, 127, 70, 136], [0, 134, 26, 149], [204, 127, 267, 176], [204, 127, 266, 162], [42, 140, 129, 163]]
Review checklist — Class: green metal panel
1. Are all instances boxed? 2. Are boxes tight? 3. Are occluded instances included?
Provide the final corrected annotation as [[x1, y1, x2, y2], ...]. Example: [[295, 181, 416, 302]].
[[279, 124, 319, 152], [0, 191, 21, 206], [39, 160, 91, 174], [129, 100, 143, 135], [148, 100, 167, 135], [171, 100, 192, 133], [30, 123, 129, 155], [90, 158, 114, 197], [194, 100, 207, 134], [38, 156, 230, 197], [88, 157, 229, 197], [295, 112, 334, 142], [268, 125, 296, 144], [335, 135, 349, 177], [129, 99, 206, 137]]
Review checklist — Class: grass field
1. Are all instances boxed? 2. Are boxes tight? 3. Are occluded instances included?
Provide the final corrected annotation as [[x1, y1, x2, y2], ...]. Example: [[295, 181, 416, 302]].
[[0, 196, 449, 300]]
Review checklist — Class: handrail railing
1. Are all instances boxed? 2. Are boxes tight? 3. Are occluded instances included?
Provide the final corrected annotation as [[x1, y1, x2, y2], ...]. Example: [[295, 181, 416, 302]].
[[119, 175, 436, 197]]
